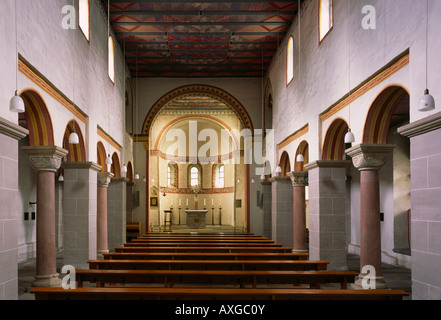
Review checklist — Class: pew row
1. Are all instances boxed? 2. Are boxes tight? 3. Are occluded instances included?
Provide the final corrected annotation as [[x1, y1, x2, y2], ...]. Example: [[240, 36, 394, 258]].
[[31, 287, 408, 300], [102, 252, 309, 261], [122, 242, 284, 248], [73, 269, 358, 289], [88, 259, 329, 271], [114, 246, 294, 253]]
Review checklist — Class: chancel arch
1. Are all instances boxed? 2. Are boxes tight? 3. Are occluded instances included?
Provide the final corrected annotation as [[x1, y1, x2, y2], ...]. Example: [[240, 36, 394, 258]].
[[145, 86, 252, 232]]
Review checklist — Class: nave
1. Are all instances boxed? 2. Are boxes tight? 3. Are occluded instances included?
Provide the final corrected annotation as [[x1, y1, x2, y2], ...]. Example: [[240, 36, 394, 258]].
[[23, 231, 410, 301]]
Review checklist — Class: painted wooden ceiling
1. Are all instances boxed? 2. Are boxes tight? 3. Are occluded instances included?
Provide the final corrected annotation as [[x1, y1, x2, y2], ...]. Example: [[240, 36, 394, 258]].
[[102, 0, 301, 78]]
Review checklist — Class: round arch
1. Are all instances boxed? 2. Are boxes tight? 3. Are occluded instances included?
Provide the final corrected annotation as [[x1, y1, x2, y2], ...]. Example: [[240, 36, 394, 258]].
[[142, 84, 254, 136], [97, 141, 107, 172], [279, 151, 291, 177], [111, 152, 121, 178], [62, 120, 86, 162], [20, 89, 54, 146], [295, 141, 309, 172], [322, 118, 349, 161], [127, 161, 134, 182], [363, 85, 410, 144]]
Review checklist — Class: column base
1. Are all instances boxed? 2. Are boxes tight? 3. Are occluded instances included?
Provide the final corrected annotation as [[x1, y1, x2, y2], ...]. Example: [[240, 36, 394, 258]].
[[350, 274, 388, 290], [97, 249, 109, 260], [32, 273, 62, 288], [292, 249, 309, 254]]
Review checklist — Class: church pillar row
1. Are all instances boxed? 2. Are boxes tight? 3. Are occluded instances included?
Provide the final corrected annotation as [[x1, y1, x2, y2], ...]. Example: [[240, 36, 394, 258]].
[[62, 162, 101, 268], [346, 144, 395, 289], [97, 172, 113, 259], [305, 160, 350, 271], [22, 146, 68, 287], [287, 171, 308, 253]]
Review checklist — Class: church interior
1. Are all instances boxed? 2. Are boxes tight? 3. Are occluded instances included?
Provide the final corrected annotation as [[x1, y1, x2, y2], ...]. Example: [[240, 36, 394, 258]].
[[1, 0, 441, 302]]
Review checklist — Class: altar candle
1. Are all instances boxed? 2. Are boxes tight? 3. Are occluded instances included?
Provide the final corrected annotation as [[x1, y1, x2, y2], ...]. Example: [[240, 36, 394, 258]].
[[179, 199, 181, 206], [204, 199, 206, 206], [186, 199, 188, 206], [212, 198, 214, 206]]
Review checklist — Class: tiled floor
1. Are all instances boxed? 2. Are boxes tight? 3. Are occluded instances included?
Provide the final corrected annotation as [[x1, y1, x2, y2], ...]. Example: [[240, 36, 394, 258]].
[[18, 252, 412, 300]]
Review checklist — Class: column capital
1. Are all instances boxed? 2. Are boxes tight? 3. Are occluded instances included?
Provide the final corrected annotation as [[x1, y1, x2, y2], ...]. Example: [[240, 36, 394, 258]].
[[287, 171, 308, 187], [22, 146, 68, 173], [346, 144, 395, 171], [268, 176, 291, 183], [98, 172, 114, 188], [111, 177, 130, 184]]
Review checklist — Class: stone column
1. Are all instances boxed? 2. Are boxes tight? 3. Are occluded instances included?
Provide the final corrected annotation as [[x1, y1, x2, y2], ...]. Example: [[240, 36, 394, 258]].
[[269, 176, 293, 247], [62, 162, 101, 268], [97, 172, 113, 259], [287, 171, 308, 253], [108, 177, 128, 250], [22, 146, 68, 287], [346, 144, 395, 289], [304, 160, 350, 271], [260, 180, 272, 240]]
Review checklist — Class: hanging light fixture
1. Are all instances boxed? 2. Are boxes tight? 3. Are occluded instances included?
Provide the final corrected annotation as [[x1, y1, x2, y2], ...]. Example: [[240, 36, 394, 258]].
[[10, 0, 25, 113], [135, 173, 140, 180], [296, 153, 304, 163], [121, 163, 127, 176], [276, 166, 282, 175], [419, 0, 435, 112], [345, 129, 355, 144], [106, 154, 112, 165], [69, 126, 79, 144]]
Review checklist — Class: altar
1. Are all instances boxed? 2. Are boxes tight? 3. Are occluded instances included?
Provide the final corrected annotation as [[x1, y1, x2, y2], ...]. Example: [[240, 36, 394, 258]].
[[185, 210, 208, 229]]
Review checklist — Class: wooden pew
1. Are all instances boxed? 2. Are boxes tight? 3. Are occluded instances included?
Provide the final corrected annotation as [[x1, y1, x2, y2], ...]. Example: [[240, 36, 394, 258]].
[[88, 259, 329, 271], [31, 287, 408, 300], [138, 235, 266, 240], [126, 222, 141, 242], [131, 238, 275, 244], [114, 246, 294, 253], [122, 242, 284, 248], [144, 232, 255, 236], [74, 269, 358, 289], [103, 252, 309, 261]]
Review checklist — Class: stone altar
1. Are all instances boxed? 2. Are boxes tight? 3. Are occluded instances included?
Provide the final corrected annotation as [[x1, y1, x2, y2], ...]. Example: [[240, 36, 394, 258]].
[[185, 210, 208, 229]]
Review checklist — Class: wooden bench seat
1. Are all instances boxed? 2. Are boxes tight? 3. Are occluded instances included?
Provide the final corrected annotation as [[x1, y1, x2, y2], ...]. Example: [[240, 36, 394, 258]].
[[144, 232, 255, 236], [103, 252, 309, 261], [114, 246, 294, 253], [126, 222, 141, 242], [31, 287, 408, 300], [123, 242, 283, 248], [74, 269, 358, 289], [130, 239, 275, 244], [88, 259, 329, 271]]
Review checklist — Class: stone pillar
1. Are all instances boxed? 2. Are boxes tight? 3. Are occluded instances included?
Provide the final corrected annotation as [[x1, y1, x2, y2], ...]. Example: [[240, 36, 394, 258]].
[[62, 162, 101, 268], [346, 144, 395, 289], [398, 112, 441, 300], [269, 176, 293, 247], [97, 172, 113, 259], [0, 117, 28, 299], [108, 177, 128, 250], [22, 146, 68, 287], [304, 160, 350, 271], [287, 171, 308, 253], [260, 180, 272, 240]]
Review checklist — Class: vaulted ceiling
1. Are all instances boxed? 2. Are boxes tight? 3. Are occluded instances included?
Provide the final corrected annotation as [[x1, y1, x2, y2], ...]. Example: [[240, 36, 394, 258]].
[[102, 1, 302, 78]]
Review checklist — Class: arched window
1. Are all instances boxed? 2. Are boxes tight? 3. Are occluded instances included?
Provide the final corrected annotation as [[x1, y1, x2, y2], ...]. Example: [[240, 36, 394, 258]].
[[188, 164, 202, 188], [79, 0, 90, 41], [286, 36, 294, 85], [108, 36, 115, 83], [214, 164, 225, 188], [319, 0, 333, 42]]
